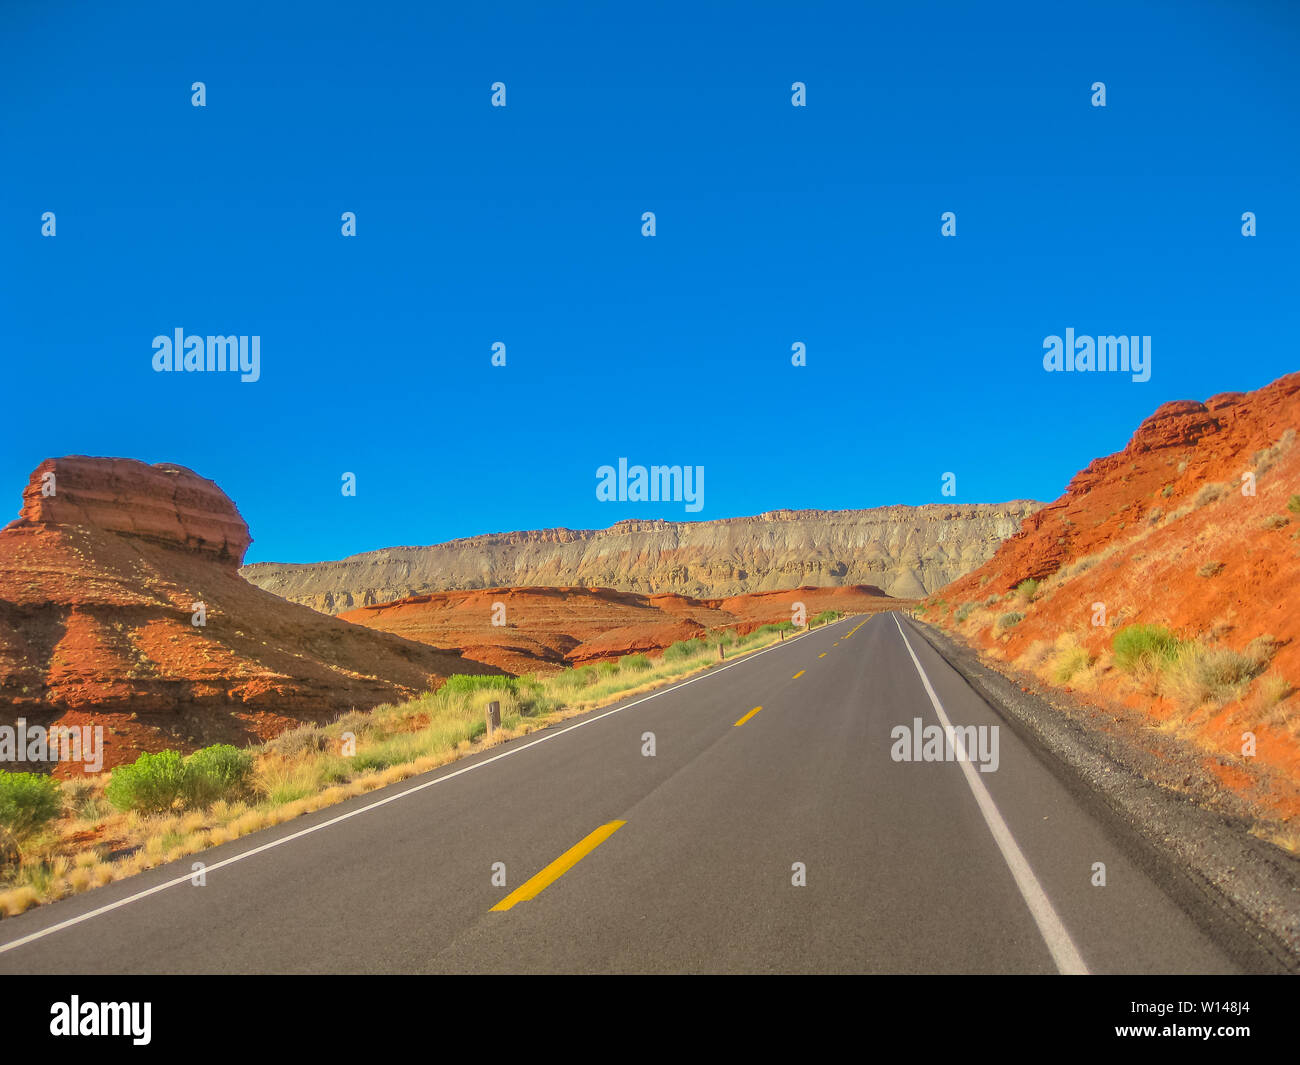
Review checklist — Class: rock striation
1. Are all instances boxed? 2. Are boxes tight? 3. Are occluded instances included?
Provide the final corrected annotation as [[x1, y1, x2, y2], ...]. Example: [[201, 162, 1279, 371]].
[[243, 502, 1040, 614]]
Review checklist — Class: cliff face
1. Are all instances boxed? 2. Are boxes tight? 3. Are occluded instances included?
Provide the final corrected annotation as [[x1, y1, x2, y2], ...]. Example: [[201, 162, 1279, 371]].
[[0, 457, 494, 768], [19, 457, 251, 565], [242, 503, 1040, 614]]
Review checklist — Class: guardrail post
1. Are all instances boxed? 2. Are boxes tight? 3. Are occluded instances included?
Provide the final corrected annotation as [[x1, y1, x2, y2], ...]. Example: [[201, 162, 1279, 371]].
[[486, 700, 501, 737]]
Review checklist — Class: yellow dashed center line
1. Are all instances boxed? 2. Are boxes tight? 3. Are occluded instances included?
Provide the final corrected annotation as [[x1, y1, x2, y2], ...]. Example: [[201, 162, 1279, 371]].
[[818, 652, 827, 658], [793, 670, 805, 679], [734, 706, 762, 727], [491, 820, 626, 911]]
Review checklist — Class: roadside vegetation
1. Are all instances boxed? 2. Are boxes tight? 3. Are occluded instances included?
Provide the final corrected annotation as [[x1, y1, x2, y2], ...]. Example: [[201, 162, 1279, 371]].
[[0, 615, 835, 916]]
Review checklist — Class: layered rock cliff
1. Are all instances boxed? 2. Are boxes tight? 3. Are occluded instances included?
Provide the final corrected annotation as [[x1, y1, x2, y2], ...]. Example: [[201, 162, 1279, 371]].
[[242, 503, 1040, 614]]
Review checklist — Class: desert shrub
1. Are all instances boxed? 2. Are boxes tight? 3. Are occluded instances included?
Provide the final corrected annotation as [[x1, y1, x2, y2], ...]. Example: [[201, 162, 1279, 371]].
[[955, 603, 975, 623], [558, 664, 598, 688], [442, 674, 516, 695], [1260, 514, 1290, 530], [1052, 646, 1093, 685], [662, 639, 701, 662], [621, 653, 651, 672], [1161, 483, 1174, 498], [1197, 561, 1225, 578], [1015, 579, 1040, 601], [1255, 673, 1291, 709], [1112, 624, 1183, 673], [1288, 495, 1300, 515], [1253, 428, 1296, 477], [264, 722, 330, 758], [996, 612, 1024, 630], [105, 750, 187, 814], [349, 751, 393, 773], [597, 660, 619, 676], [1243, 635, 1279, 670], [332, 709, 377, 737], [811, 611, 841, 626], [181, 745, 254, 808], [1165, 644, 1268, 707], [1193, 482, 1227, 508], [0, 772, 62, 842]]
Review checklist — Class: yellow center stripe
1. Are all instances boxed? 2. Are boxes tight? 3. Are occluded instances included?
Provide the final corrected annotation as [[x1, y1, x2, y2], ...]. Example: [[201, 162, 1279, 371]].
[[734, 706, 762, 727], [818, 652, 827, 658], [491, 820, 626, 911], [793, 670, 805, 679]]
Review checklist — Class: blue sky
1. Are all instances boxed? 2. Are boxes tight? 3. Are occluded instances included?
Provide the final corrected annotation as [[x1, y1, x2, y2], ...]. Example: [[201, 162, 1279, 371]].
[[3, 0, 1297, 564]]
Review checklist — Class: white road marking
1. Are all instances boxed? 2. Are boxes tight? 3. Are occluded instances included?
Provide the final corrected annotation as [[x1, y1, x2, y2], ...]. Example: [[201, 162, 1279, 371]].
[[892, 614, 1090, 976], [0, 616, 853, 954]]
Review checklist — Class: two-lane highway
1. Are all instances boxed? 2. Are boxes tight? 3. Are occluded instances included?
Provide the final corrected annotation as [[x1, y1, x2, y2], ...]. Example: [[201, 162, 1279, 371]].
[[0, 613, 1243, 973]]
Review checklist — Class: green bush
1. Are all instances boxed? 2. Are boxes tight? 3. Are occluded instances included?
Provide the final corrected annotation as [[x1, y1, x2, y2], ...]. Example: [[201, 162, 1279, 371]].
[[105, 750, 187, 814], [955, 602, 975, 623], [597, 660, 619, 676], [0, 772, 62, 841], [442, 674, 517, 695], [996, 612, 1025, 629], [662, 639, 701, 662], [1112, 624, 1184, 672], [1286, 495, 1300, 515], [811, 610, 842, 626], [621, 653, 651, 672], [1015, 579, 1040, 601], [181, 744, 254, 807], [550, 664, 598, 690]]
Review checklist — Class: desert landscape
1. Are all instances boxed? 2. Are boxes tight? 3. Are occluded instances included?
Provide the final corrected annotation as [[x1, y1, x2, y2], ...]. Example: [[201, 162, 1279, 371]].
[[0, 374, 1297, 946]]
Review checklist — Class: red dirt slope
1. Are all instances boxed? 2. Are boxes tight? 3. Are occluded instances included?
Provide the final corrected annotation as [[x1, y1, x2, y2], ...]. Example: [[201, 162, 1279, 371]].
[[929, 372, 1300, 840]]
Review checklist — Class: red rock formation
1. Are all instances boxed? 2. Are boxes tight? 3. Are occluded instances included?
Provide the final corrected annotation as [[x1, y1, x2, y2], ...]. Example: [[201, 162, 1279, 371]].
[[932, 372, 1300, 822], [17, 457, 251, 565], [0, 457, 496, 770], [340, 583, 903, 671], [943, 372, 1300, 596]]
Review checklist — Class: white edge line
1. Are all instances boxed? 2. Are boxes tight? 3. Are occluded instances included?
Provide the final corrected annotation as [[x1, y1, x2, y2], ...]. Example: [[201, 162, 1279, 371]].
[[892, 614, 1090, 976], [0, 614, 855, 954]]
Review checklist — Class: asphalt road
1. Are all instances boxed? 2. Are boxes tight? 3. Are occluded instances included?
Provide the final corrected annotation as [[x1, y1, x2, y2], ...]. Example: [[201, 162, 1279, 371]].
[[0, 612, 1245, 973]]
